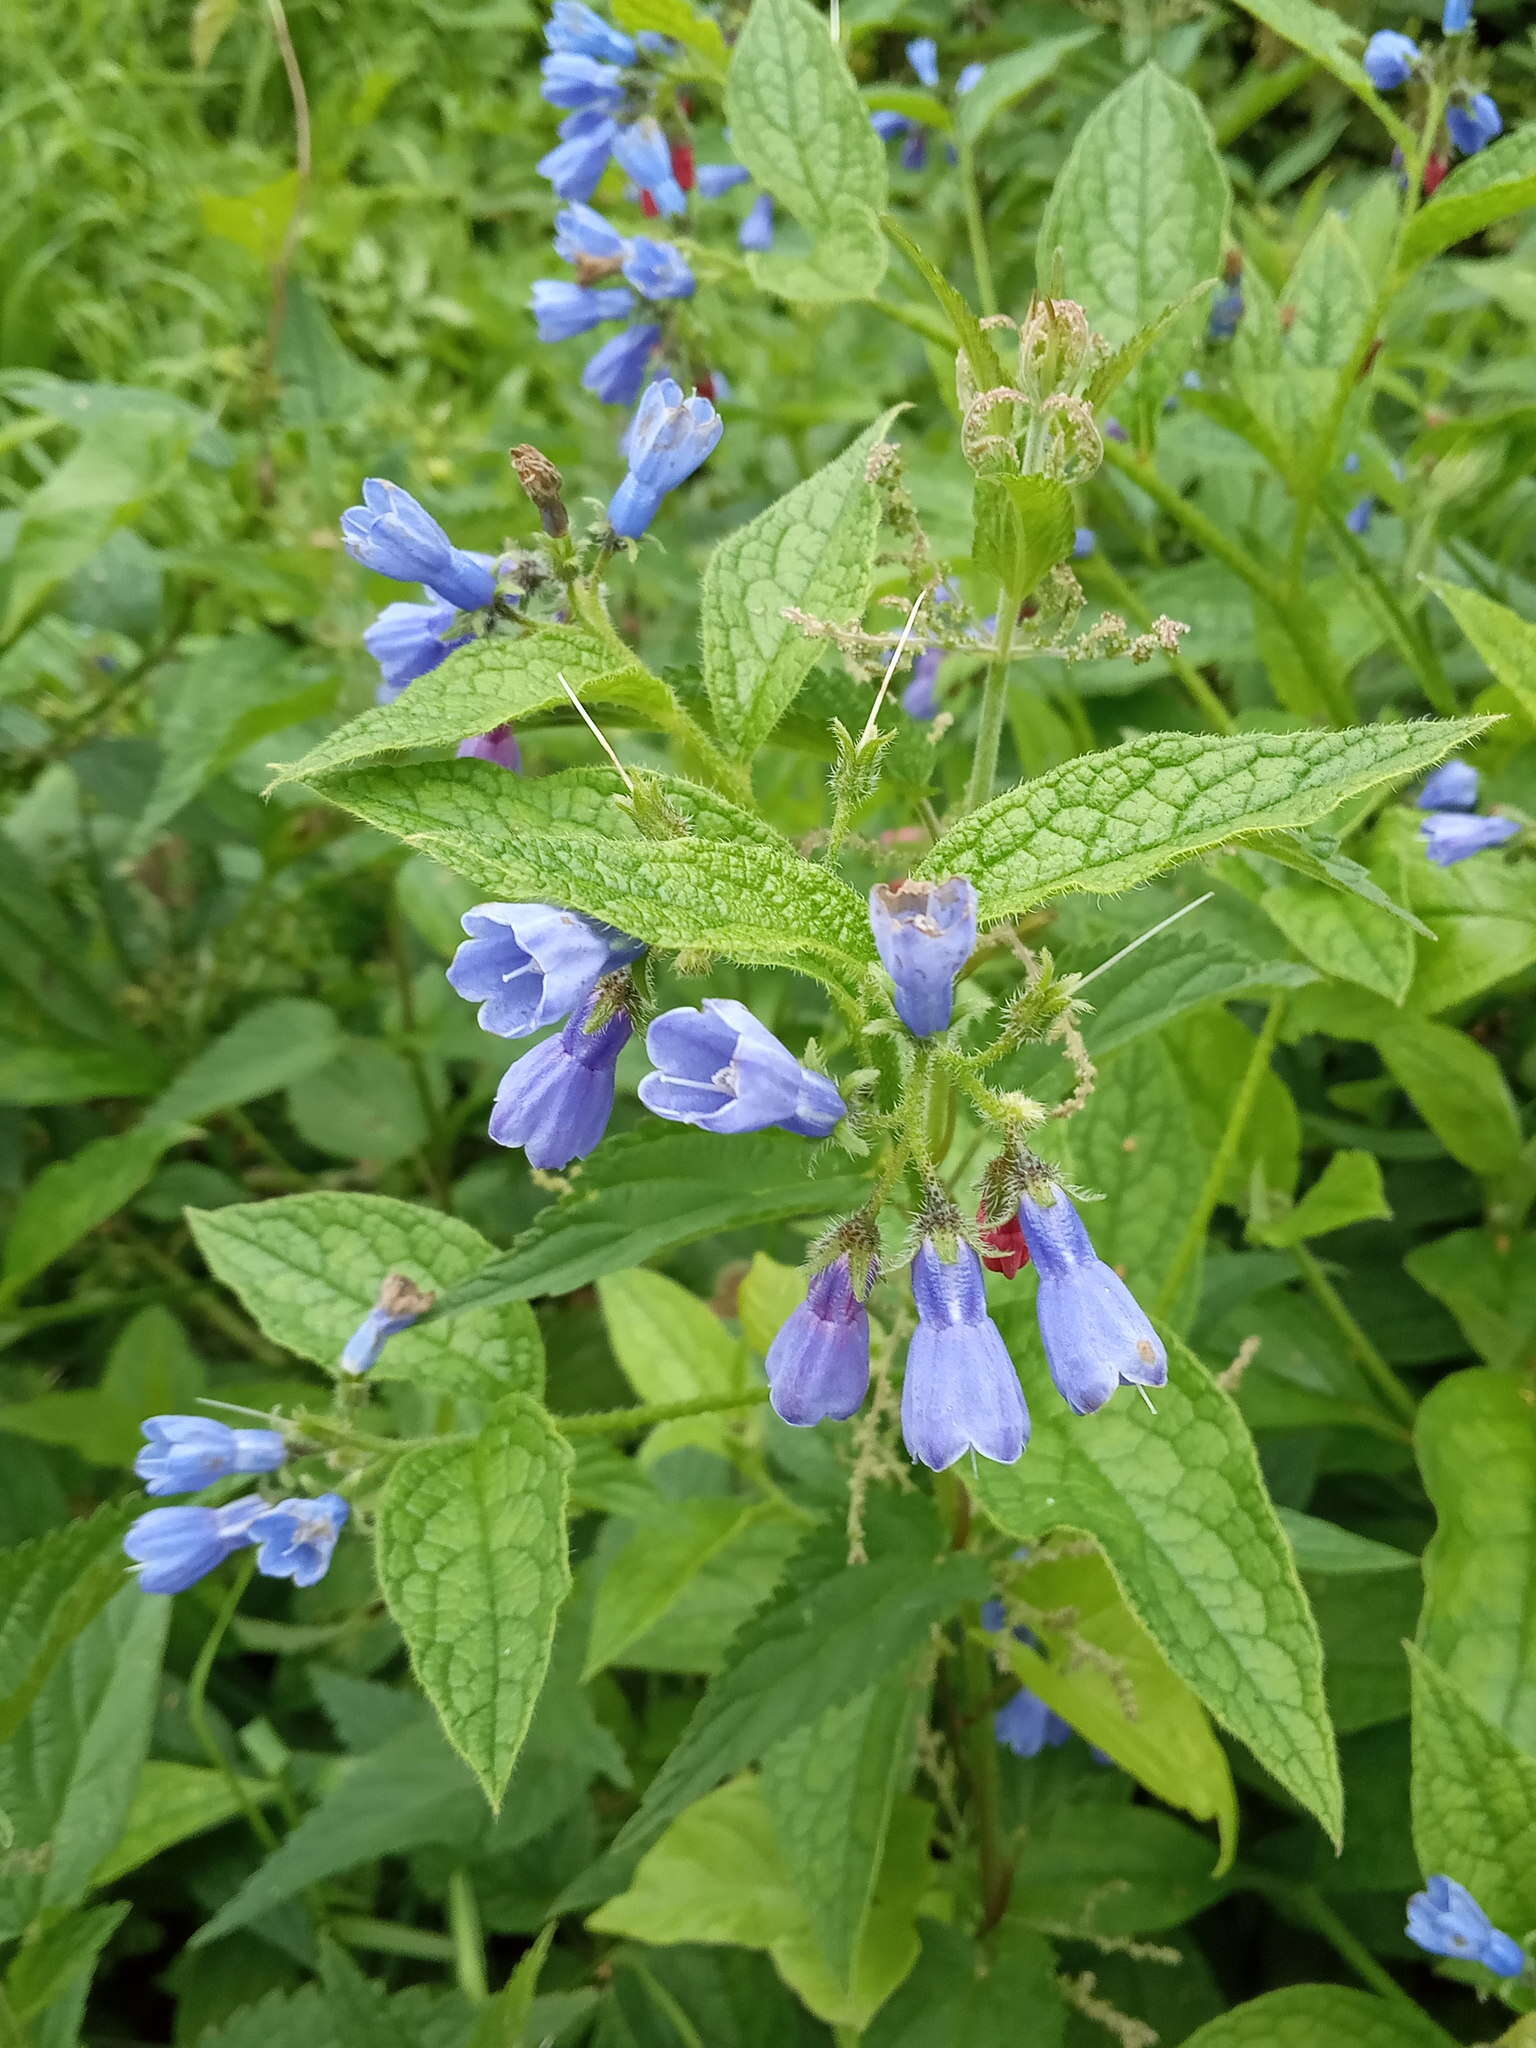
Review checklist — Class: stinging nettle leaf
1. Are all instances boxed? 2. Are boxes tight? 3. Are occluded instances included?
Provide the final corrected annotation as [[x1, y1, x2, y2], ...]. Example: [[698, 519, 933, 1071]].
[[375, 1396, 573, 1808], [971, 475, 1074, 602], [702, 412, 897, 757], [916, 720, 1492, 923]]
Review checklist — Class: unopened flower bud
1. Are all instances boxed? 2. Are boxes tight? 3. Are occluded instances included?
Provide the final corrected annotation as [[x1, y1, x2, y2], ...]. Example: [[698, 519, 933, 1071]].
[[510, 444, 570, 537]]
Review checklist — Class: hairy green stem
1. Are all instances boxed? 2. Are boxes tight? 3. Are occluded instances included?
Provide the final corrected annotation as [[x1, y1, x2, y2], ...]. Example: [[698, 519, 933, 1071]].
[[956, 138, 998, 318], [558, 1387, 770, 1439], [1155, 1001, 1285, 1320], [1294, 1245, 1417, 1424], [447, 1870, 489, 2002], [186, 1555, 278, 1852], [962, 587, 1018, 814]]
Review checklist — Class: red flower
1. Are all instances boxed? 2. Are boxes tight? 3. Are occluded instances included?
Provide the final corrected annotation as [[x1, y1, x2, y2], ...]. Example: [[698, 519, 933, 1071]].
[[978, 1206, 1031, 1279]]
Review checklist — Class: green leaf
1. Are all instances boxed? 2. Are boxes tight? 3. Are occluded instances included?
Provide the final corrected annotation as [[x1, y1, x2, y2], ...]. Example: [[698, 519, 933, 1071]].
[[1224, 0, 1411, 142], [863, 1921, 1065, 2048], [1417, 1367, 1536, 1752], [570, 1544, 986, 1900], [1277, 1508, 1416, 1577], [1009, 1805, 1229, 1936], [1378, 1014, 1522, 1176], [1181, 1986, 1452, 2048], [1284, 211, 1375, 372], [1399, 124, 1536, 273], [971, 1334, 1341, 1844], [1087, 928, 1315, 1057], [1404, 1229, 1536, 1372], [2, 1306, 204, 1470], [586, 1500, 769, 1677], [702, 413, 894, 757], [725, 0, 886, 257], [432, 1127, 869, 1319], [310, 758, 875, 997], [1260, 872, 1416, 1002], [1410, 1648, 1536, 1937], [0, 1589, 167, 1939], [882, 217, 1008, 405], [971, 474, 1075, 600], [148, 997, 341, 1125], [747, 215, 889, 305], [1085, 279, 1221, 410], [612, 0, 726, 69], [188, 1191, 545, 1401], [1253, 1150, 1391, 1247], [1036, 65, 1228, 421], [1380, 807, 1536, 1013], [4, 1902, 128, 2027], [0, 1123, 188, 1304], [952, 29, 1101, 145], [272, 626, 671, 788], [760, 1674, 921, 1988], [285, 1041, 429, 1165], [1256, 830, 1432, 934], [995, 1548, 1238, 1865], [0, 1503, 142, 1744], [1425, 575, 1536, 730], [597, 1267, 743, 1406], [375, 1397, 573, 1807], [915, 721, 1492, 923], [89, 1761, 278, 1888], [588, 1776, 930, 2031]]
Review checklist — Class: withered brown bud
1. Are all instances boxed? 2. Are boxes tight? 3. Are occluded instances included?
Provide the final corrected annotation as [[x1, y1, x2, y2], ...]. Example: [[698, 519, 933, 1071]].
[[378, 1273, 436, 1319], [509, 444, 570, 537]]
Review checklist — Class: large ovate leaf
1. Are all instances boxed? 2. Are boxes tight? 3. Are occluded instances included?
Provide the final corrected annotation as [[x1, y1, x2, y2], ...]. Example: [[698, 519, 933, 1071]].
[[375, 1396, 573, 1808], [972, 1333, 1341, 1844], [702, 413, 894, 757], [90, 1761, 279, 1888], [0, 1122, 190, 1304], [1416, 1367, 1536, 1753], [1404, 1229, 1536, 1371], [432, 1127, 869, 1318], [1410, 1648, 1536, 1940], [147, 998, 342, 1125], [1378, 1014, 1522, 1176], [1036, 64, 1228, 420], [916, 721, 1489, 922], [1181, 1986, 1452, 2047], [271, 626, 671, 787], [188, 1192, 544, 1401]]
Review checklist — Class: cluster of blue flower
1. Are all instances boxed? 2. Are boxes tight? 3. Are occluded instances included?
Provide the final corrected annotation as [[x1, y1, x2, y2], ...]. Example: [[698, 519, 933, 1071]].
[[424, 871, 1164, 1474], [1365, 2, 1502, 155], [871, 37, 985, 170], [1417, 757, 1520, 866], [123, 1417, 348, 1594]]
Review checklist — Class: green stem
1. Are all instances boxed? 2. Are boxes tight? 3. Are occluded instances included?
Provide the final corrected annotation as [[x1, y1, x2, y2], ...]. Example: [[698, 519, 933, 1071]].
[[956, 139, 998, 318], [388, 906, 456, 1212], [1155, 1001, 1285, 1321], [962, 588, 1017, 814], [961, 1619, 1012, 1934], [330, 1916, 456, 1962], [1293, 1244, 1417, 1424], [558, 1387, 770, 1439], [1254, 1879, 1424, 2018], [870, 294, 956, 350], [447, 1870, 489, 2002], [186, 1555, 278, 1852]]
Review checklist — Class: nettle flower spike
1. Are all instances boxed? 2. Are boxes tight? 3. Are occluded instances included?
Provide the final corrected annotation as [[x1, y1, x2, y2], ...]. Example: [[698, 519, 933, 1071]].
[[340, 480, 497, 612], [639, 999, 846, 1138], [136, 1416, 285, 1496], [124, 1495, 268, 1595], [341, 1273, 436, 1376], [902, 1237, 1030, 1471], [490, 985, 633, 1168], [1407, 1876, 1525, 1977], [447, 903, 644, 1039], [869, 876, 978, 1037], [1016, 1185, 1167, 1415], [766, 1254, 874, 1427]]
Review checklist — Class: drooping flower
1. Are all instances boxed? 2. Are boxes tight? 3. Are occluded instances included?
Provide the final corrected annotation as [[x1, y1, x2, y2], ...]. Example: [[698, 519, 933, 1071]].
[[124, 1495, 268, 1595], [1073, 527, 1096, 558], [872, 40, 985, 169], [1363, 29, 1419, 90], [247, 1493, 350, 1588], [613, 117, 686, 216], [994, 1687, 1074, 1758], [457, 725, 522, 771], [1447, 91, 1502, 155], [902, 645, 943, 721], [136, 1416, 285, 1496], [554, 200, 627, 267], [538, 111, 618, 201], [1016, 1186, 1167, 1415], [489, 990, 632, 1168], [739, 193, 775, 252], [868, 876, 978, 1038], [766, 1255, 873, 1426], [447, 903, 643, 1038], [341, 480, 497, 612], [363, 597, 471, 702], [1420, 812, 1519, 866], [695, 163, 750, 197], [978, 1206, 1031, 1279], [607, 378, 723, 537], [639, 998, 846, 1137], [1407, 1877, 1526, 1977], [340, 1274, 436, 1376], [907, 35, 940, 87], [1417, 759, 1480, 812], [1442, 0, 1474, 27], [540, 51, 626, 115], [547, 1, 636, 64], [621, 238, 695, 301], [901, 1238, 1030, 1471], [1346, 496, 1377, 536], [583, 322, 662, 405], [1208, 282, 1244, 340], [531, 279, 634, 341]]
